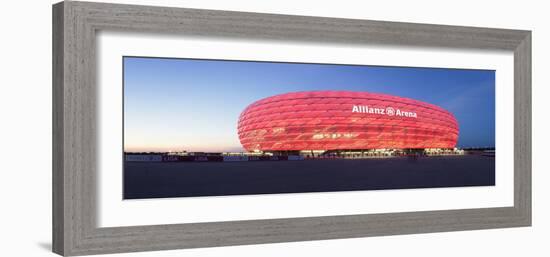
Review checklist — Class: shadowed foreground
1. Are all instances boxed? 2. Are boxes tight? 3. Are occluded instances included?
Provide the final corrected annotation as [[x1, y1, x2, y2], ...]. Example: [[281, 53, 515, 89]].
[[124, 155, 495, 199]]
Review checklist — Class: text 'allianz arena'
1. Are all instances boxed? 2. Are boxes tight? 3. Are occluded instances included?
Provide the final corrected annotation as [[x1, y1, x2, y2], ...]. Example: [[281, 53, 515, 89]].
[[237, 91, 458, 152]]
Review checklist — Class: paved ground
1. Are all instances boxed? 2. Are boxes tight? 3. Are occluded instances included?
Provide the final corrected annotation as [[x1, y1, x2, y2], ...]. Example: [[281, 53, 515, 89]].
[[124, 155, 495, 199]]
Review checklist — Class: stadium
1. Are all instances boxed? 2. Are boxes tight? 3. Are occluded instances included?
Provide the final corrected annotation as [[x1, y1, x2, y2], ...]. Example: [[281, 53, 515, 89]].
[[237, 90, 460, 157]]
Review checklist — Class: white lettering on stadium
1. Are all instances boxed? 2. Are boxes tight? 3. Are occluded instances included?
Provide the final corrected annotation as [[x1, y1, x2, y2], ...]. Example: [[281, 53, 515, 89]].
[[352, 105, 417, 118]]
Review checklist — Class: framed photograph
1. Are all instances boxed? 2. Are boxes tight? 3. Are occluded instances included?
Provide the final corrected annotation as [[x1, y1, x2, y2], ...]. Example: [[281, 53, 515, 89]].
[[52, 1, 531, 256]]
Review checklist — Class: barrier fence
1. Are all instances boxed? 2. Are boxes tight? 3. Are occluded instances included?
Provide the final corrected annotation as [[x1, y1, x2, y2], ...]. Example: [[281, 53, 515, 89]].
[[126, 151, 471, 163], [125, 155, 305, 162]]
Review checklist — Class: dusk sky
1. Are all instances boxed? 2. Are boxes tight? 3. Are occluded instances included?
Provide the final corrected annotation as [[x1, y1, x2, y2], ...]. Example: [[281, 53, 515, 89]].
[[124, 57, 495, 152]]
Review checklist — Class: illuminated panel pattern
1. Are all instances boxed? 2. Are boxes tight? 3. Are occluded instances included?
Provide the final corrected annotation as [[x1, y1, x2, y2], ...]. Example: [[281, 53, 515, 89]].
[[237, 91, 459, 151]]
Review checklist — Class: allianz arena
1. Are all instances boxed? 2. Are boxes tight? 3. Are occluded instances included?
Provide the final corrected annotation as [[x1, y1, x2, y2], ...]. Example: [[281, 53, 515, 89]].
[[237, 91, 459, 153]]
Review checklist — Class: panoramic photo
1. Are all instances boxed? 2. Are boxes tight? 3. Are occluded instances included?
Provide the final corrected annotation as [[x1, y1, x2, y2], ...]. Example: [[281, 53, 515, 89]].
[[123, 56, 496, 199]]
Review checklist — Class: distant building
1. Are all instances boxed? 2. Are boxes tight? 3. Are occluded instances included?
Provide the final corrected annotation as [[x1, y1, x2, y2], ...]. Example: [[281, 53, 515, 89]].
[[237, 90, 459, 156]]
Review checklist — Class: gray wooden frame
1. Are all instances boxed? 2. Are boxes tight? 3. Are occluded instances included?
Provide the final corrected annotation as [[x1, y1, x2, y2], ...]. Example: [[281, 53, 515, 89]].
[[52, 1, 531, 256]]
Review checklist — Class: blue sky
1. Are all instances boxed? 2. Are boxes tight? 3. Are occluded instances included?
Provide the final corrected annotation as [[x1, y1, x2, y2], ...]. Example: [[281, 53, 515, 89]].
[[124, 57, 495, 152]]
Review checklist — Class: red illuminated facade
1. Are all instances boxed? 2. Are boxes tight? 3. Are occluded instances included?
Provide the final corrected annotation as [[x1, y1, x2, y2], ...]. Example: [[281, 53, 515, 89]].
[[237, 91, 458, 152]]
